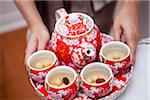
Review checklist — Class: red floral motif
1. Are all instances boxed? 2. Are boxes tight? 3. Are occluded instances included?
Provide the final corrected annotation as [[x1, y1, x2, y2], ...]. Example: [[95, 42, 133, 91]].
[[45, 78, 77, 99], [51, 12, 102, 69], [28, 34, 134, 100], [71, 43, 96, 68], [55, 40, 72, 64], [81, 77, 113, 98], [92, 26, 101, 53], [27, 59, 58, 83], [67, 22, 87, 36], [100, 55, 131, 75], [65, 15, 89, 36], [52, 25, 101, 69]]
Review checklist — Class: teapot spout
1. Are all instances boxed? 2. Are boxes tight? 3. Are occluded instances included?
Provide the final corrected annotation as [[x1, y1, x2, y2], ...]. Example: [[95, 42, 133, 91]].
[[81, 43, 97, 62], [71, 43, 96, 68]]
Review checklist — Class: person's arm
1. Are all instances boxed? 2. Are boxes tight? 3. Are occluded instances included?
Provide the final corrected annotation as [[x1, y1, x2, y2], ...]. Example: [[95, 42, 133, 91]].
[[14, 0, 50, 64], [113, 0, 140, 64]]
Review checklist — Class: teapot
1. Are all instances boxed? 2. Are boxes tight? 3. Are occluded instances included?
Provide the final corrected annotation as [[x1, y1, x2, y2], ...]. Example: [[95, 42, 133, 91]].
[[51, 8, 102, 70]]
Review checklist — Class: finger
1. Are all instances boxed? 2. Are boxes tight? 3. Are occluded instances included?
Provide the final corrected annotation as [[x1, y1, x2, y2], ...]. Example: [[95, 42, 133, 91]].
[[132, 52, 136, 65], [113, 23, 122, 41], [130, 46, 136, 65], [125, 39, 137, 65], [25, 39, 37, 64], [38, 36, 50, 50]]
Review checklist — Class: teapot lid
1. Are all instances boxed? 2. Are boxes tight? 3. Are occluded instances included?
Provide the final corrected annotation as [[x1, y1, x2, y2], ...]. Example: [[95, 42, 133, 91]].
[[55, 13, 94, 38]]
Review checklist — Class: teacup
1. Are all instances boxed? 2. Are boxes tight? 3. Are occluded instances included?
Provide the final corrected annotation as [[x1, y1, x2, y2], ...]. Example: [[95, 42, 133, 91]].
[[45, 66, 77, 100], [99, 41, 131, 75], [27, 50, 58, 83], [80, 62, 114, 98]]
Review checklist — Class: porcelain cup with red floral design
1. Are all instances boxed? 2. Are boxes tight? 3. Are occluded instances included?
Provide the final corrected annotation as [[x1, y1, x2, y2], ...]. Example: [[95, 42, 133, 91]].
[[27, 50, 58, 83], [45, 66, 77, 100], [80, 62, 114, 98], [99, 41, 131, 75]]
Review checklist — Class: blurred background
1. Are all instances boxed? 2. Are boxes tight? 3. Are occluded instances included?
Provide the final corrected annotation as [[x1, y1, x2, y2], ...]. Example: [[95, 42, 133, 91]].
[[0, 0, 149, 99]]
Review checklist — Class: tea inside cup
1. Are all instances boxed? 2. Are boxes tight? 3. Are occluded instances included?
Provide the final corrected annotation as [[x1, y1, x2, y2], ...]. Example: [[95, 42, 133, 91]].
[[45, 66, 77, 89], [27, 50, 57, 70], [100, 41, 130, 61], [81, 62, 113, 86]]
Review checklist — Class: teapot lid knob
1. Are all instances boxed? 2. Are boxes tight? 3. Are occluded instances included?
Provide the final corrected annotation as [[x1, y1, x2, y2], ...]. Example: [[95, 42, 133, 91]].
[[68, 13, 79, 23]]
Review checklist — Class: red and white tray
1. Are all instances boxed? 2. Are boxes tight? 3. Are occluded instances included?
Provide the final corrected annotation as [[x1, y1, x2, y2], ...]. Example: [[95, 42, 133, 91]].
[[27, 34, 134, 100]]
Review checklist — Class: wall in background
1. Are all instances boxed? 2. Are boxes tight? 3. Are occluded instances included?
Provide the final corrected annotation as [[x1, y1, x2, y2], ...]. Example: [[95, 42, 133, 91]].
[[0, 0, 27, 34]]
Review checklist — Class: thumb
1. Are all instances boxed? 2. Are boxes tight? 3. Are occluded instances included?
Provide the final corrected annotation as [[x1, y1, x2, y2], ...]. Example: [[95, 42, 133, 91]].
[[126, 39, 137, 65], [25, 39, 37, 64], [113, 24, 122, 41], [131, 52, 136, 65], [38, 37, 49, 50], [128, 43, 136, 65], [37, 30, 50, 50]]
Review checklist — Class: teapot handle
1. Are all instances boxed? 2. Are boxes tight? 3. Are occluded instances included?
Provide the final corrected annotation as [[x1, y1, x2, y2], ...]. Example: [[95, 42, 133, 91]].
[[55, 8, 68, 21]]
